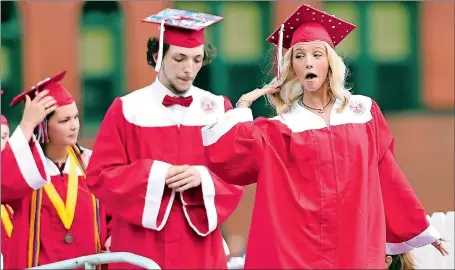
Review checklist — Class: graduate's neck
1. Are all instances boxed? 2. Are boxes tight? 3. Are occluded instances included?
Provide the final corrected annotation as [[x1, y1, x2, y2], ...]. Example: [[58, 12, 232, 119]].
[[44, 142, 69, 165], [302, 83, 331, 109], [158, 71, 190, 96]]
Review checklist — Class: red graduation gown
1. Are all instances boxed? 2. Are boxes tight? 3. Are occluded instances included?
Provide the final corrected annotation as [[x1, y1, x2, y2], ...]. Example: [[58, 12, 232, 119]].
[[86, 79, 244, 269], [201, 95, 440, 269], [1, 126, 47, 269], [1, 129, 107, 269]]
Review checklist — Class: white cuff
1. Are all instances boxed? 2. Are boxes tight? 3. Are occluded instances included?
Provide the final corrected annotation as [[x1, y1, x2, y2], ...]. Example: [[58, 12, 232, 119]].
[[386, 242, 415, 255], [386, 223, 441, 255], [180, 166, 217, 236], [201, 108, 253, 146], [9, 126, 48, 190], [142, 160, 175, 230], [406, 223, 441, 247]]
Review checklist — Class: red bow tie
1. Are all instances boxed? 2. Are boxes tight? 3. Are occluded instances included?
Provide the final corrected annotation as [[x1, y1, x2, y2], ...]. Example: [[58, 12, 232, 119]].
[[162, 95, 193, 107]]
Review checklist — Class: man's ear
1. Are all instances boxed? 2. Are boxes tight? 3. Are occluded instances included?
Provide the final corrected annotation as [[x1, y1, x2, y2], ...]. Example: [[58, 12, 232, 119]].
[[385, 255, 393, 268]]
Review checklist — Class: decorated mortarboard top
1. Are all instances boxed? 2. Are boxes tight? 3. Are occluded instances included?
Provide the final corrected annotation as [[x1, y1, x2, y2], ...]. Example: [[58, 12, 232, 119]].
[[142, 8, 224, 71], [142, 8, 224, 32], [10, 70, 73, 108], [267, 4, 356, 49]]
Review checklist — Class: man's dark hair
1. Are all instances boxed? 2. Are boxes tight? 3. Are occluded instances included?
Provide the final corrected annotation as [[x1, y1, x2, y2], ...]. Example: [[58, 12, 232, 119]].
[[146, 37, 217, 67]]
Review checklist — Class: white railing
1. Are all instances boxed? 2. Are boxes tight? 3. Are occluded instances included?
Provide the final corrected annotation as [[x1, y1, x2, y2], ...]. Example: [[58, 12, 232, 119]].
[[412, 211, 454, 269], [27, 252, 161, 269]]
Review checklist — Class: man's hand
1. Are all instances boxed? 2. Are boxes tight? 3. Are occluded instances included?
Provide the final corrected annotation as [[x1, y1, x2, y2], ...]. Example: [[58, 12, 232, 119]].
[[166, 165, 201, 192]]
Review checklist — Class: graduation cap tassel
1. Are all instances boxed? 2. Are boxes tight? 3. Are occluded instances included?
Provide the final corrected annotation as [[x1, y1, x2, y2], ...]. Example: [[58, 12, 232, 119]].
[[40, 122, 45, 144], [36, 122, 44, 144], [34, 119, 49, 144], [43, 119, 49, 143], [155, 19, 166, 72], [277, 24, 285, 80]]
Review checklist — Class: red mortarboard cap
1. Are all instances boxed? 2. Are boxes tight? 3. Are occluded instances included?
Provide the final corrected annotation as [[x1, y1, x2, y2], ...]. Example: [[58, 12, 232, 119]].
[[1, 91, 8, 126], [10, 70, 74, 108], [142, 8, 223, 71], [267, 4, 356, 49], [9, 71, 73, 143], [266, 4, 356, 79]]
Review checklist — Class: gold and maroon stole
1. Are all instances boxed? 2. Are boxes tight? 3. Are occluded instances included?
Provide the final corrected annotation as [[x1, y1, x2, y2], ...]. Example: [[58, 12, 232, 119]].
[[27, 145, 101, 267], [1, 204, 14, 238]]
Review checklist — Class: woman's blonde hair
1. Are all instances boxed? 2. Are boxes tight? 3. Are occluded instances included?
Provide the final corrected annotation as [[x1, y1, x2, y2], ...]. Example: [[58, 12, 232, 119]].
[[388, 253, 416, 270], [400, 253, 416, 269], [265, 41, 352, 115]]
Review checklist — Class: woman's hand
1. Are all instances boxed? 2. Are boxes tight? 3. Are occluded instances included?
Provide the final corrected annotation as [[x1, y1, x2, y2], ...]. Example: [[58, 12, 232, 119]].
[[19, 90, 57, 140], [236, 84, 281, 108], [432, 238, 449, 256]]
